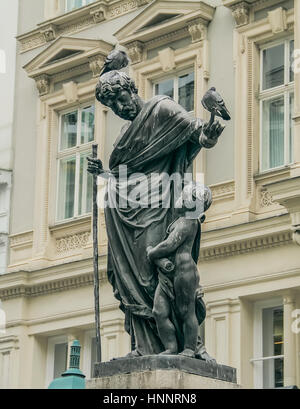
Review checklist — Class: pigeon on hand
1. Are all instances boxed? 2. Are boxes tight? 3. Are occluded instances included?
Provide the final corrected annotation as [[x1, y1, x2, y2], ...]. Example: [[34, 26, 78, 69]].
[[201, 87, 231, 122], [100, 49, 130, 76]]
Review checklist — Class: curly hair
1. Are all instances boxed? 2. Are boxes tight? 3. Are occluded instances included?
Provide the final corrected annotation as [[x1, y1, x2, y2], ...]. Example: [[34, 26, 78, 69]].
[[95, 70, 138, 107], [182, 182, 212, 212]]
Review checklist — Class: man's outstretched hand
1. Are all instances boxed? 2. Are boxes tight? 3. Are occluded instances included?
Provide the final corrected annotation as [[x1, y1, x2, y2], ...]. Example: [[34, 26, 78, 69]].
[[87, 157, 104, 175], [201, 119, 225, 149]]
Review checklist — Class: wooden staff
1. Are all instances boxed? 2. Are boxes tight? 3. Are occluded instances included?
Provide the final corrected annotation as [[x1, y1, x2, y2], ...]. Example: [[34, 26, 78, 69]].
[[92, 144, 102, 364]]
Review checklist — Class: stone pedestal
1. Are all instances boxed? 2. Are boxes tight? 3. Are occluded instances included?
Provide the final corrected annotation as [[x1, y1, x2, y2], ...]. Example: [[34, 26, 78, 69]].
[[87, 356, 241, 389]]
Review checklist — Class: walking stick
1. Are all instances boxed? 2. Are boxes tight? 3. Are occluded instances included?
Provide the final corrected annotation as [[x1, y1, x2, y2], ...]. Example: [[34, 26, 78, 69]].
[[92, 144, 102, 365]]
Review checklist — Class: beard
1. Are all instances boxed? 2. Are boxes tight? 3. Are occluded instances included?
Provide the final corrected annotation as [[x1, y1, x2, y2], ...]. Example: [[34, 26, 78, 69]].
[[120, 96, 140, 120]]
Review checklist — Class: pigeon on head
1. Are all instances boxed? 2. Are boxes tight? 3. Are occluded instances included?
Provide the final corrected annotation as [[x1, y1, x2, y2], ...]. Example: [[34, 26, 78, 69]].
[[100, 49, 130, 76]]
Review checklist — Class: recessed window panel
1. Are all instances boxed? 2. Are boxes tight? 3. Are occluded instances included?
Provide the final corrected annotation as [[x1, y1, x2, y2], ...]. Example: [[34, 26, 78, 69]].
[[78, 152, 93, 216], [57, 156, 76, 221], [262, 43, 285, 90], [178, 72, 195, 112], [290, 40, 295, 83], [81, 105, 95, 145], [262, 96, 285, 171], [155, 79, 174, 99], [60, 111, 78, 150], [262, 306, 284, 388], [289, 93, 294, 164], [53, 343, 68, 379]]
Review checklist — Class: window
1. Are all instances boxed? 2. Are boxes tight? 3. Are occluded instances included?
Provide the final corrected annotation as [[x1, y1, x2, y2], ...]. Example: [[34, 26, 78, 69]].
[[46, 336, 68, 386], [83, 330, 98, 378], [154, 70, 195, 112], [57, 104, 94, 222], [66, 0, 96, 12], [260, 39, 294, 171], [252, 300, 284, 388]]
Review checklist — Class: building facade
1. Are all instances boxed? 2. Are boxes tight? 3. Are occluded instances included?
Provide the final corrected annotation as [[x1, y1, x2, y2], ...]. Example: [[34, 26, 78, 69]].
[[0, 0, 300, 389], [0, 0, 18, 276]]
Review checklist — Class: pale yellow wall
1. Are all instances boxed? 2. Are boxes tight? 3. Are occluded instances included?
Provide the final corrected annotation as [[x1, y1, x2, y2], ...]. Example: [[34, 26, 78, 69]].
[[1, 0, 300, 390]]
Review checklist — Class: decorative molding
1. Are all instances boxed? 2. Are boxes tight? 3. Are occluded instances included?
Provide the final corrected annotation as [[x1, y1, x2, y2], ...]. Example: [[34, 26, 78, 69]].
[[264, 176, 300, 246], [34, 74, 50, 96], [188, 17, 208, 43], [62, 81, 78, 103], [0, 336, 19, 352], [23, 37, 113, 96], [17, 0, 151, 53], [88, 53, 106, 77], [144, 26, 189, 50], [158, 47, 176, 72], [0, 268, 109, 301], [204, 267, 300, 294], [56, 231, 91, 254], [115, 0, 215, 55], [231, 2, 250, 27], [260, 189, 274, 207], [210, 180, 235, 201], [90, 6, 106, 24], [40, 24, 57, 42], [10, 231, 34, 249], [127, 41, 144, 65], [200, 230, 292, 261], [267, 7, 287, 34]]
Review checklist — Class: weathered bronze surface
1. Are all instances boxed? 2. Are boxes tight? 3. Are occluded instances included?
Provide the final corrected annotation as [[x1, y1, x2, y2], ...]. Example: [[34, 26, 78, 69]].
[[87, 51, 229, 361]]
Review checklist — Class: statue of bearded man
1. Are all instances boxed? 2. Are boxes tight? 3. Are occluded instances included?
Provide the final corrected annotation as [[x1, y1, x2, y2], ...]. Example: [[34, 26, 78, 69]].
[[88, 69, 224, 359]]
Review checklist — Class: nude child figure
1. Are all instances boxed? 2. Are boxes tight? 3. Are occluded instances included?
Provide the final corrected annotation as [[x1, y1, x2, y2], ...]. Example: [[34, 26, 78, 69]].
[[147, 183, 212, 358]]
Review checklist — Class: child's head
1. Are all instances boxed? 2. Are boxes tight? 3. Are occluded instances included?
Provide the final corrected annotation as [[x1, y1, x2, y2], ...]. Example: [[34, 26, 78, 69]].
[[175, 182, 212, 219]]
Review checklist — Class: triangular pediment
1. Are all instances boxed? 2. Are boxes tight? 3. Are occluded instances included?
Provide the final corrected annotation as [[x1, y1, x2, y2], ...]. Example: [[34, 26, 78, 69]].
[[115, 0, 215, 44], [140, 13, 182, 30], [24, 36, 113, 78]]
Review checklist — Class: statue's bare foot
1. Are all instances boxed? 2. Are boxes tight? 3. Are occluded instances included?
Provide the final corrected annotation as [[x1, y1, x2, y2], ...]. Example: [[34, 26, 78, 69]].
[[159, 349, 177, 355], [179, 349, 195, 358]]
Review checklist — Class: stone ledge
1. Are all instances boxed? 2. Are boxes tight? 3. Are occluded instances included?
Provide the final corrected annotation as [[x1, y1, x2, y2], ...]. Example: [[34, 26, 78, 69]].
[[93, 355, 237, 383], [88, 368, 240, 390]]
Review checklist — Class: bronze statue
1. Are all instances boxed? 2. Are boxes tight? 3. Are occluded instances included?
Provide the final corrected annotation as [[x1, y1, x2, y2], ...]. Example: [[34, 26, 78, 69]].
[[147, 183, 212, 358], [87, 51, 227, 361]]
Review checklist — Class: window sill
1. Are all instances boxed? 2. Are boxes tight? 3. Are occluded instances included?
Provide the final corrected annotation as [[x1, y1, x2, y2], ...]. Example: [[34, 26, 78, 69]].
[[254, 165, 291, 183], [50, 215, 91, 238]]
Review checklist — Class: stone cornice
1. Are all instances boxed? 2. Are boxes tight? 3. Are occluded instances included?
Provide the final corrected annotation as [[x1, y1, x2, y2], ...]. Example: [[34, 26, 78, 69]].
[[223, 0, 294, 28], [264, 176, 300, 246], [23, 36, 113, 96], [0, 258, 107, 301], [17, 0, 151, 54], [115, 0, 215, 51], [203, 267, 300, 294], [210, 180, 235, 202], [200, 214, 293, 261]]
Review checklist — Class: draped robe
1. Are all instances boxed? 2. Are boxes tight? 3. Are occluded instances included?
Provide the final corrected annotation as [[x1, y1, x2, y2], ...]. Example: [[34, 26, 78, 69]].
[[104, 95, 205, 355]]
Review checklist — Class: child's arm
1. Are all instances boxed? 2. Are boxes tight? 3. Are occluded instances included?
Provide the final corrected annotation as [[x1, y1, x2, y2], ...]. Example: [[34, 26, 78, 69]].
[[147, 224, 186, 261]]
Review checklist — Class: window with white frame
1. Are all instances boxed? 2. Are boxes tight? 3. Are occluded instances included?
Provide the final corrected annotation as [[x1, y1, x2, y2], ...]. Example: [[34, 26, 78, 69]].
[[260, 39, 294, 172], [252, 300, 284, 389], [66, 0, 96, 12], [56, 104, 94, 222], [153, 70, 195, 113], [83, 330, 97, 378], [46, 336, 68, 386]]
